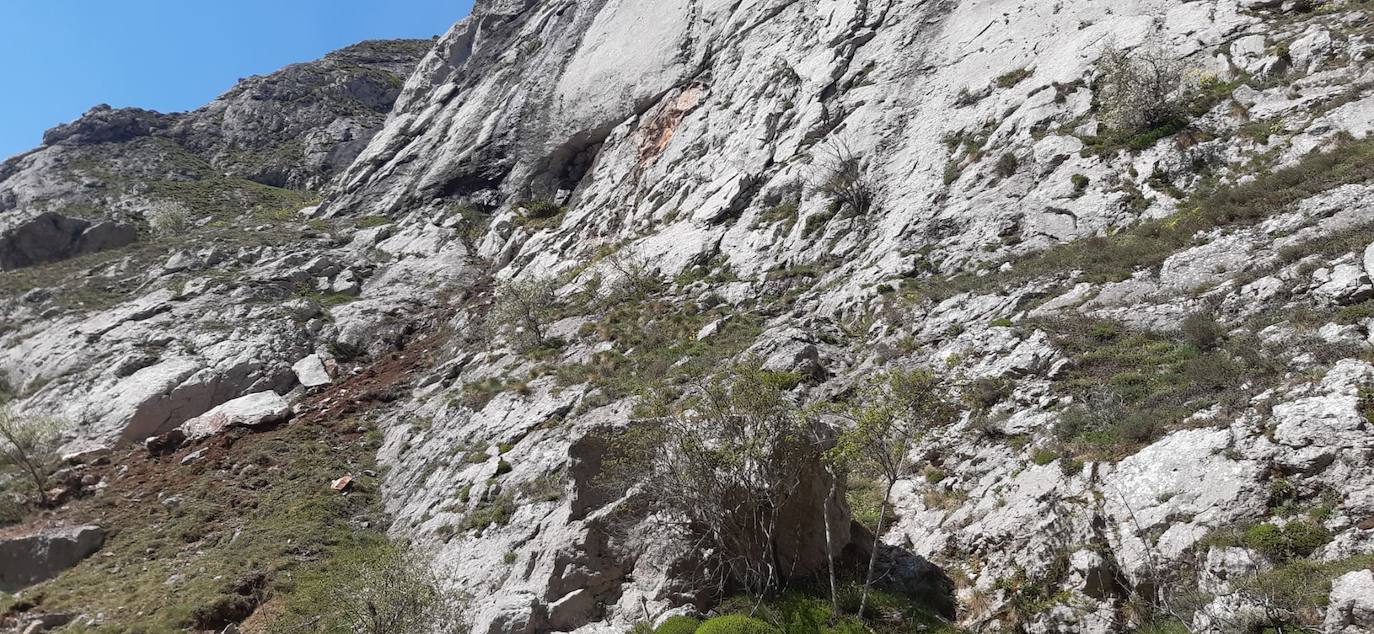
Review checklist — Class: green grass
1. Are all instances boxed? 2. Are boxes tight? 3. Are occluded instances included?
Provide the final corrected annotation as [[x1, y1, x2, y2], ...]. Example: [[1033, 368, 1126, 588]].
[[554, 297, 765, 403], [1232, 553, 1374, 629], [995, 68, 1033, 89], [23, 418, 387, 632]]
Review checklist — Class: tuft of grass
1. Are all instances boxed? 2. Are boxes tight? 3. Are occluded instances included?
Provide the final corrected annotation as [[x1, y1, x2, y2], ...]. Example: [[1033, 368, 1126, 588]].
[[995, 68, 1033, 88]]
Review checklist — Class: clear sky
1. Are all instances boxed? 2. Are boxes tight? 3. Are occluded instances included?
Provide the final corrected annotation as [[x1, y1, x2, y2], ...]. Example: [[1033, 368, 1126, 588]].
[[0, 1, 474, 160]]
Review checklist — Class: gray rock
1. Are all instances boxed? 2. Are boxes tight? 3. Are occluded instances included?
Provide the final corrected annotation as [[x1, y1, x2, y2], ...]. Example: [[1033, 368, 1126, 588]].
[[0, 525, 105, 592], [1313, 264, 1374, 305], [1325, 569, 1374, 634]]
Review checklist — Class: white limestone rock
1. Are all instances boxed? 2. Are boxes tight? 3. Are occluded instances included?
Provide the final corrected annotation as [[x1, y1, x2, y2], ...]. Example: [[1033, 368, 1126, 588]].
[[292, 354, 333, 388], [177, 391, 292, 441]]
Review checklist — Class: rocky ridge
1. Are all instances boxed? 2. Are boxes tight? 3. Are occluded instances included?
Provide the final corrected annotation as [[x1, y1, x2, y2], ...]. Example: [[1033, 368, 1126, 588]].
[[3, 1, 1374, 633]]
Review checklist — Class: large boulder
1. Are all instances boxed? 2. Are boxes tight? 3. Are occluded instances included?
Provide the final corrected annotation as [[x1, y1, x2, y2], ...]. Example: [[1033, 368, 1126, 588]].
[[177, 391, 292, 441], [0, 212, 137, 271], [0, 525, 105, 592]]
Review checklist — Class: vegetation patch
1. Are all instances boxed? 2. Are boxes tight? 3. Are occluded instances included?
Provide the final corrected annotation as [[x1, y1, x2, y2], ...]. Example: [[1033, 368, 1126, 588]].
[[1040, 317, 1282, 459], [919, 135, 1374, 300]]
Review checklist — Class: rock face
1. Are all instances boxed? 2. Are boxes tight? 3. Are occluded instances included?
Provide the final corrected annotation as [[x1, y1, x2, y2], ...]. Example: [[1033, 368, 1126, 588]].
[[0, 526, 105, 592], [1325, 569, 1374, 634], [5, 0, 1374, 632]]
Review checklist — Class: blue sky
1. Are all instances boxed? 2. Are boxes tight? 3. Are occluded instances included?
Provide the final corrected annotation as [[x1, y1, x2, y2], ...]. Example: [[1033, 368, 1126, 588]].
[[0, 1, 474, 160]]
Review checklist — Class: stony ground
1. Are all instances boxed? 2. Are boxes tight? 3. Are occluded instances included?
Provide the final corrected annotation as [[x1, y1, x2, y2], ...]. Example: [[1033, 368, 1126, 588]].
[[3, 0, 1374, 633]]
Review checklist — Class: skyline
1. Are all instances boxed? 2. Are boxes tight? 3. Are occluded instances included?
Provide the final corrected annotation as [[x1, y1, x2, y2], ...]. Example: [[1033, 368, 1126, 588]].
[[1, 1, 473, 160]]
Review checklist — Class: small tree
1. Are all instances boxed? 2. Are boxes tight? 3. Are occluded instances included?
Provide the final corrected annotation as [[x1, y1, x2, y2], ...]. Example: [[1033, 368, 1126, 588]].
[[489, 278, 560, 350], [280, 542, 469, 634], [0, 407, 61, 507], [613, 365, 827, 600], [832, 368, 959, 617], [1096, 43, 1188, 133]]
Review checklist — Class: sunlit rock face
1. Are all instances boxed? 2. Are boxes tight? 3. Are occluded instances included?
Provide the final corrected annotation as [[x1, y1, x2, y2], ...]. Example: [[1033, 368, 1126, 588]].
[[6, 0, 1374, 631]]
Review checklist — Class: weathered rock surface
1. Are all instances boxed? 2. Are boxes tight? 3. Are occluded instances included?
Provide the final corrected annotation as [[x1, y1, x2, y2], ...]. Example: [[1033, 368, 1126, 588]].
[[4, 0, 1374, 632], [1325, 569, 1374, 634], [0, 525, 105, 592]]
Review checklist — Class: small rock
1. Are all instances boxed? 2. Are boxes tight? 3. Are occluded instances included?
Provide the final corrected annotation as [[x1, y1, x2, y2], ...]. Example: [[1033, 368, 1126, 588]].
[[331, 475, 354, 492], [180, 448, 209, 465]]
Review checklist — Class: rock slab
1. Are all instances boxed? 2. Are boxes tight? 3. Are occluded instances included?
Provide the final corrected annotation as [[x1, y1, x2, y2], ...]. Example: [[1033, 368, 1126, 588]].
[[0, 525, 105, 592]]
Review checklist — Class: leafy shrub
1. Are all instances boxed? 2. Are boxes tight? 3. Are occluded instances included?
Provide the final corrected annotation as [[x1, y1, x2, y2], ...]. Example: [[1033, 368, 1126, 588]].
[[0, 408, 62, 506], [1233, 553, 1374, 629], [1242, 521, 1332, 561], [964, 377, 1012, 411], [655, 615, 702, 634], [147, 200, 194, 237], [1095, 44, 1188, 136], [1071, 173, 1090, 195], [489, 278, 561, 351], [696, 615, 781, 634]]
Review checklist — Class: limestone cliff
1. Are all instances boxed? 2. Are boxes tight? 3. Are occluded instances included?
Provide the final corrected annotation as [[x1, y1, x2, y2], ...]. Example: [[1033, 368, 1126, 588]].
[[4, 1, 1374, 633]]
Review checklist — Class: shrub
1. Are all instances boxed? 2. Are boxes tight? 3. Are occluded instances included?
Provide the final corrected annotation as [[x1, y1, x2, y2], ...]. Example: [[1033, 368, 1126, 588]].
[[604, 364, 830, 597], [1095, 44, 1188, 134], [489, 278, 561, 351], [812, 142, 875, 214], [696, 615, 781, 634], [274, 542, 469, 634], [1179, 313, 1225, 351], [964, 377, 1012, 411], [0, 408, 62, 506], [1233, 553, 1374, 629], [996, 67, 1033, 88], [517, 200, 564, 220], [1242, 521, 1332, 561], [1071, 173, 1090, 195], [655, 615, 702, 634], [147, 200, 194, 237], [1031, 448, 1060, 466], [460, 491, 516, 532]]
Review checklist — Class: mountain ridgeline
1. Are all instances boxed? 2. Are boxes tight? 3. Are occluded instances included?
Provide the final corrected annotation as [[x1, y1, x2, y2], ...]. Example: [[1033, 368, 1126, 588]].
[[3, 1, 1374, 633]]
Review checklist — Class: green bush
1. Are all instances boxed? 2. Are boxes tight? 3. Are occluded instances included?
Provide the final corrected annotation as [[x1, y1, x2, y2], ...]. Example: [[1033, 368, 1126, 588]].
[[655, 615, 702, 634], [697, 615, 782, 634], [1242, 521, 1332, 561], [1070, 173, 1090, 195]]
